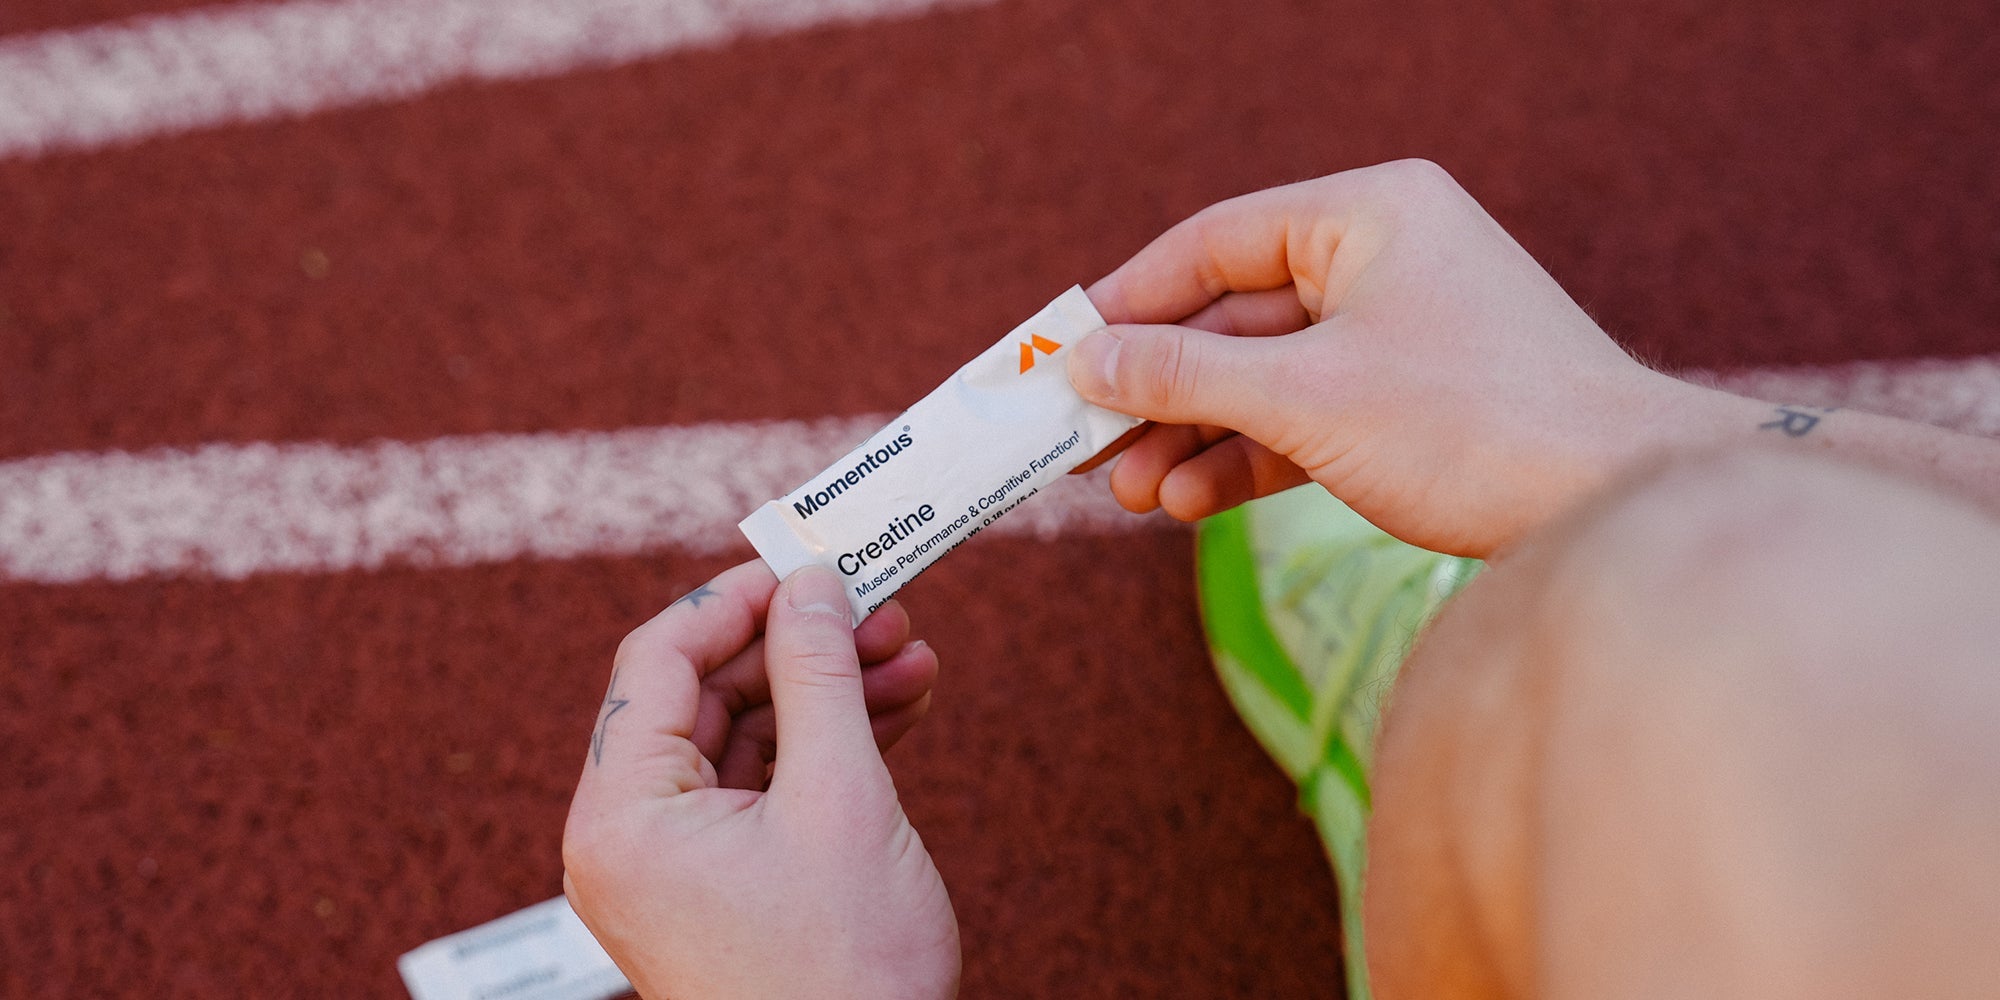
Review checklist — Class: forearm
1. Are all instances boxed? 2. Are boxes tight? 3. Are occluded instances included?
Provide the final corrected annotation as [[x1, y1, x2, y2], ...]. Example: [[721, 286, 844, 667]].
[[1651, 379, 2000, 515], [1369, 444, 2000, 999]]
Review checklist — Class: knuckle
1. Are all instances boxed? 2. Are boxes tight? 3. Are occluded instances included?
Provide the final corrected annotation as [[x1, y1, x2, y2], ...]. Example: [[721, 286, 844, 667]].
[[785, 646, 860, 690], [651, 739, 714, 795], [611, 626, 656, 673], [1359, 158, 1463, 218], [612, 624, 697, 680], [1146, 333, 1201, 408], [1380, 156, 1455, 191], [1186, 207, 1235, 299]]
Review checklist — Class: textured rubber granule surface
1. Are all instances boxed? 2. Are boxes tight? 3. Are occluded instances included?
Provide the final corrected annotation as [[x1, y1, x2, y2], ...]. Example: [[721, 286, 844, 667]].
[[2, 0, 1997, 996]]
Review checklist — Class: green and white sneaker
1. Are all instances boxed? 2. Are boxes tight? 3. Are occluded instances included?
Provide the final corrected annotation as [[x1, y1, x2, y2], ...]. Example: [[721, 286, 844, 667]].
[[1195, 485, 1480, 1000]]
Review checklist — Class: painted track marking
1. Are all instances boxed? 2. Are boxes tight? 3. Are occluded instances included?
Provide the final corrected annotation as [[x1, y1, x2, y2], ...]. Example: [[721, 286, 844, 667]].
[[2, 355, 1996, 584], [0, 415, 1156, 583], [0, 0, 986, 160]]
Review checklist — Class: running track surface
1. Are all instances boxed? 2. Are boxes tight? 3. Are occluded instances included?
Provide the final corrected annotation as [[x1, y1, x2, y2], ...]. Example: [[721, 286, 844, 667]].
[[4, 0, 1998, 996]]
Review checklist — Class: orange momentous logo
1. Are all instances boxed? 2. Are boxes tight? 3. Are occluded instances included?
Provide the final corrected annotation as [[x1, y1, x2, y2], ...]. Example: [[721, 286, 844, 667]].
[[1018, 333, 1062, 373]]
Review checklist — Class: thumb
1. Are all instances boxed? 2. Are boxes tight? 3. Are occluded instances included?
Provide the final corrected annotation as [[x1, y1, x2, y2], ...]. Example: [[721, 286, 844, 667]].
[[764, 566, 891, 796], [1067, 324, 1284, 437]]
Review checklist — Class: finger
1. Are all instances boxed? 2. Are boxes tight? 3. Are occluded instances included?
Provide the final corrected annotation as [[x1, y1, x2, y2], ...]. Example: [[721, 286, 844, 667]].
[[692, 598, 911, 728], [716, 703, 775, 790], [573, 560, 777, 805], [1157, 436, 1313, 521], [1067, 323, 1293, 437], [764, 566, 892, 797], [714, 690, 937, 793], [859, 640, 938, 716], [1111, 424, 1238, 513], [690, 686, 735, 767], [1088, 176, 1363, 324], [710, 642, 937, 791], [699, 596, 909, 708], [1178, 287, 1315, 337], [1070, 289, 1306, 477], [1068, 421, 1149, 476], [853, 599, 913, 663], [870, 694, 933, 754], [1107, 423, 1205, 513], [692, 628, 934, 768]]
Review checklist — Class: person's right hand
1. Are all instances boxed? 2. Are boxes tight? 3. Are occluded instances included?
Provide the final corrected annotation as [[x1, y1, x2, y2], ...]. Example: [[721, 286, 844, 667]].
[[1070, 159, 1725, 558]]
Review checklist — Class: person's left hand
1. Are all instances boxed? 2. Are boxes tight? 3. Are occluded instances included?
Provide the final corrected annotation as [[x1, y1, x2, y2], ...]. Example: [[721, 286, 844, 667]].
[[563, 560, 959, 1000]]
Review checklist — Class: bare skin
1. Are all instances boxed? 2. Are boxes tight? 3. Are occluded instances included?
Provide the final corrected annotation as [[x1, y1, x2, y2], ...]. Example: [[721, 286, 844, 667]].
[[563, 564, 958, 1000], [1067, 160, 2000, 556], [1367, 448, 2000, 999], [563, 160, 2000, 998]]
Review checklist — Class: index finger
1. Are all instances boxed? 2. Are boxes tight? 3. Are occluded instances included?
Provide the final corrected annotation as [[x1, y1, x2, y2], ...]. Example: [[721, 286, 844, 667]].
[[1068, 287, 1312, 475], [1087, 172, 1368, 327], [573, 560, 778, 802]]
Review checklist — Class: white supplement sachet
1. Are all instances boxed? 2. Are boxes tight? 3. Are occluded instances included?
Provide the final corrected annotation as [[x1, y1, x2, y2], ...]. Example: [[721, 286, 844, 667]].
[[397, 895, 629, 1000], [739, 286, 1143, 622]]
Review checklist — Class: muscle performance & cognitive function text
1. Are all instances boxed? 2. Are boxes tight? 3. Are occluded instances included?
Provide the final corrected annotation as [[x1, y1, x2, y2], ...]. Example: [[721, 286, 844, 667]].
[[738, 287, 1143, 622]]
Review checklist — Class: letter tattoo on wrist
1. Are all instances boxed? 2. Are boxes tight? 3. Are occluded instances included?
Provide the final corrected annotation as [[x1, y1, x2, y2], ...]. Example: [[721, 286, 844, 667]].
[[1760, 404, 1839, 438]]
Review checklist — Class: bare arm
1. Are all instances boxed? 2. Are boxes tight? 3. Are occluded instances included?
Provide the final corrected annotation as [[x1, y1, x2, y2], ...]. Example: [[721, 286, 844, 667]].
[[1689, 390, 2000, 514], [1067, 160, 2000, 557]]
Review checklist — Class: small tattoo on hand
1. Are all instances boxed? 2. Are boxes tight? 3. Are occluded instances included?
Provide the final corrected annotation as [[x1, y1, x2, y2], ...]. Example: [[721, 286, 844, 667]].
[[591, 666, 631, 766], [674, 584, 719, 609], [1760, 404, 1838, 438]]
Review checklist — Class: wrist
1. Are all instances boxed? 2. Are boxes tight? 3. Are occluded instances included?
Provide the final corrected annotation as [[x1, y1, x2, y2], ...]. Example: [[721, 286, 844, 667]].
[[1556, 369, 1757, 513], [1638, 374, 1776, 455]]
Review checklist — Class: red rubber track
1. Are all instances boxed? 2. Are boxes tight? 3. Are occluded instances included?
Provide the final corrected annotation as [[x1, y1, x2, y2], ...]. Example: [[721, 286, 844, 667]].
[[3, 0, 1998, 996], [6, 0, 2000, 461], [0, 0, 234, 35]]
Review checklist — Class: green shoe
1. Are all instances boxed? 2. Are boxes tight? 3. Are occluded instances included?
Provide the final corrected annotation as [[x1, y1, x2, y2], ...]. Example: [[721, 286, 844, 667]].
[[1195, 485, 1479, 1000]]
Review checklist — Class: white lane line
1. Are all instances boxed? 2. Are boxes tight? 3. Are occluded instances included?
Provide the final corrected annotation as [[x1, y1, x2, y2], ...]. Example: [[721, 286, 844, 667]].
[[0, 0, 983, 160], [0, 354, 1994, 585], [0, 415, 1159, 584]]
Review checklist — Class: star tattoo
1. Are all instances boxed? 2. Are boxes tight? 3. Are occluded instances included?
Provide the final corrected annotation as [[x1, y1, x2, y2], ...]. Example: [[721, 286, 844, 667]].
[[674, 583, 719, 609], [591, 666, 630, 766]]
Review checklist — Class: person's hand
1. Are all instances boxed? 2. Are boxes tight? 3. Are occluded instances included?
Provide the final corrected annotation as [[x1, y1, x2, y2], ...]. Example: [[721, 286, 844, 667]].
[[1070, 159, 1729, 558], [562, 561, 959, 1000]]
